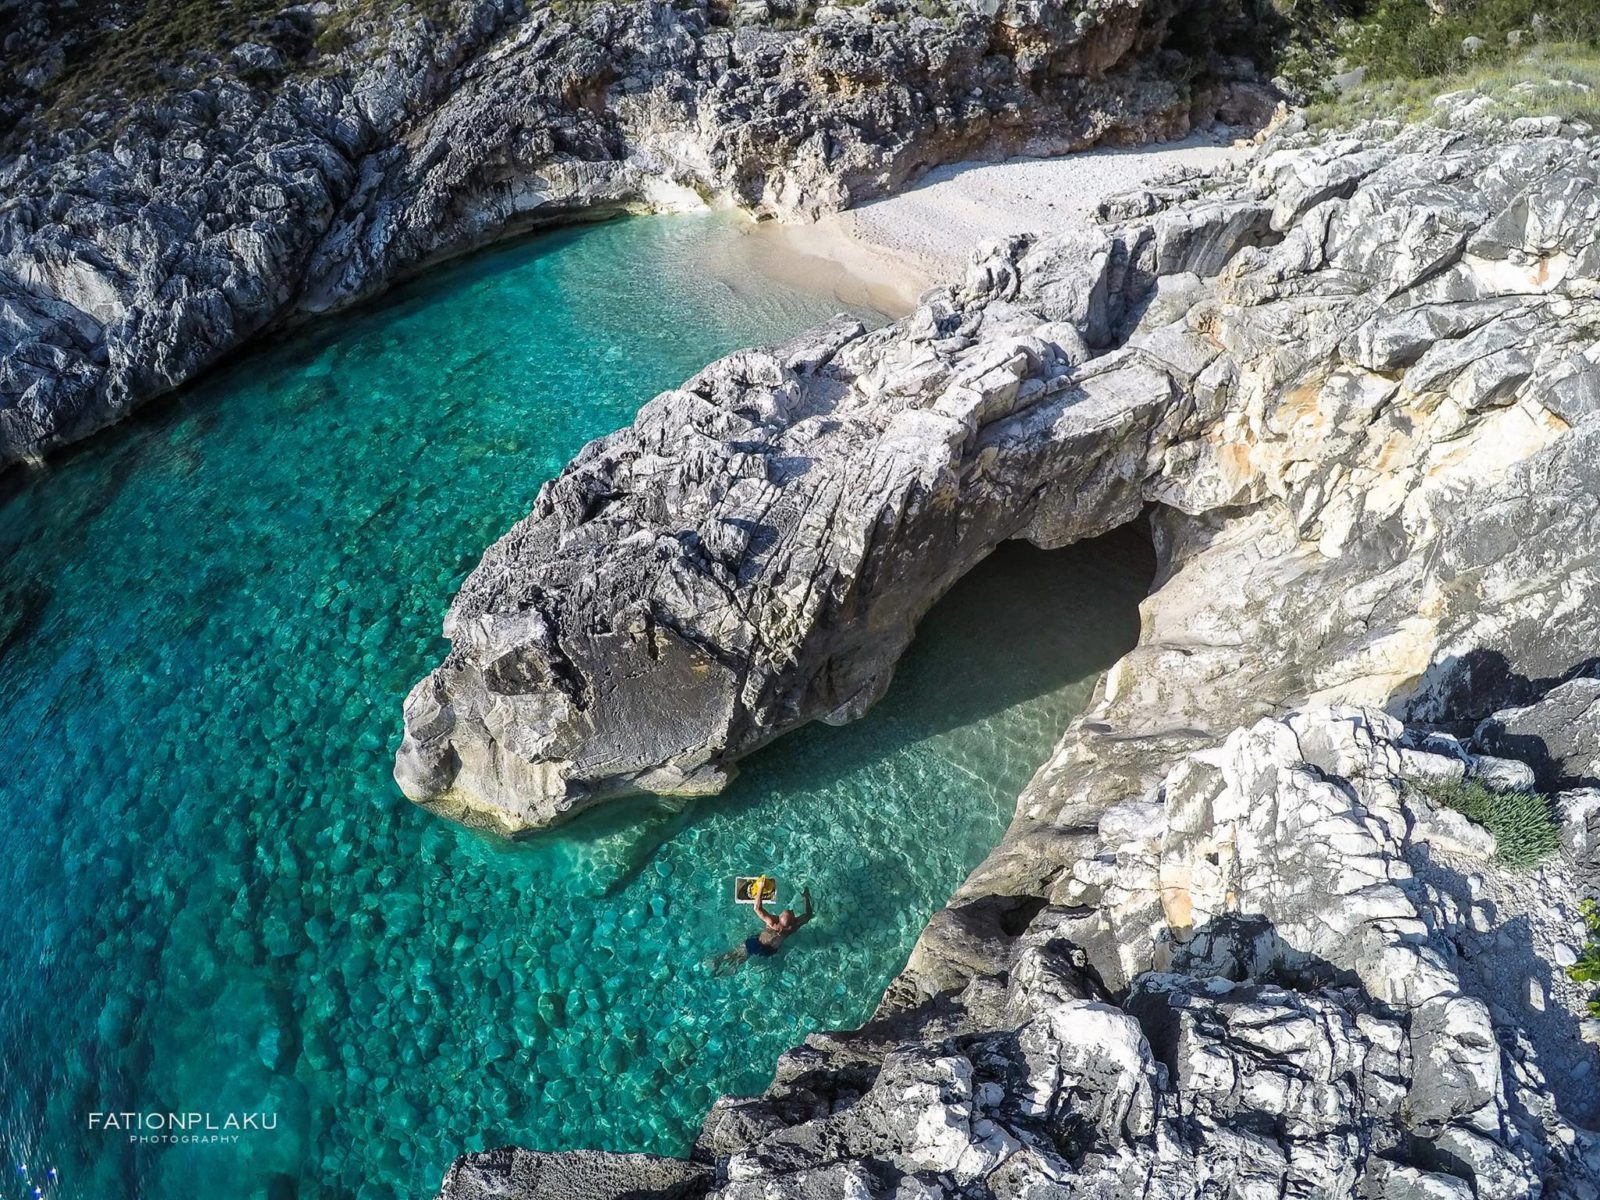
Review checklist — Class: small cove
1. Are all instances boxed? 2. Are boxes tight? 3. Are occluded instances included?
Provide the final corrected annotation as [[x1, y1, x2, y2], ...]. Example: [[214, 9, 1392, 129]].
[[0, 211, 1152, 1199]]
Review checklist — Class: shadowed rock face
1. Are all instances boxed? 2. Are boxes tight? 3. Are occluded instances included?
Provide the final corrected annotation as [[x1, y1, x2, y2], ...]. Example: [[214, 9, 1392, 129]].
[[1476, 676, 1600, 791], [417, 118, 1600, 1197], [0, 0, 1273, 468]]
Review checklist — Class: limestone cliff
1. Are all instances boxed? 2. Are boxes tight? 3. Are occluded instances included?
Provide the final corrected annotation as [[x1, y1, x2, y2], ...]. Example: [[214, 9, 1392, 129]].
[[0, 0, 1269, 468], [396, 120, 1600, 834], [411, 117, 1600, 1196]]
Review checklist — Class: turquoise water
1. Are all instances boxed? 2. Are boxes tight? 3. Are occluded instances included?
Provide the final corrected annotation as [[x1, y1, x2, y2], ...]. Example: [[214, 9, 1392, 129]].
[[0, 211, 1151, 1200]]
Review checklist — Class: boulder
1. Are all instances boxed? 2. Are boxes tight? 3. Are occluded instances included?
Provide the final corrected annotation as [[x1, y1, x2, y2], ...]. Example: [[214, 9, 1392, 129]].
[[1475, 676, 1600, 790], [1468, 754, 1537, 793]]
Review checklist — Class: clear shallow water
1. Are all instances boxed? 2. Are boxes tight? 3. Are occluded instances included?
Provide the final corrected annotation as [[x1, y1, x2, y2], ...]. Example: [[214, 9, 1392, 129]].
[[0, 211, 1151, 1200]]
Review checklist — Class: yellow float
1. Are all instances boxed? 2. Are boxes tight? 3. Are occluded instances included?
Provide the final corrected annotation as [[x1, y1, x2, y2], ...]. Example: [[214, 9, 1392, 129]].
[[733, 875, 777, 905]]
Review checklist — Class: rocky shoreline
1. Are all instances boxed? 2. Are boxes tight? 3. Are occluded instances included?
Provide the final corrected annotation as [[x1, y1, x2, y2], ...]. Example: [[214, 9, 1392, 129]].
[[0, 0, 1271, 469], [11, 2, 1600, 1194], [409, 116, 1600, 1196], [439, 706, 1598, 1200]]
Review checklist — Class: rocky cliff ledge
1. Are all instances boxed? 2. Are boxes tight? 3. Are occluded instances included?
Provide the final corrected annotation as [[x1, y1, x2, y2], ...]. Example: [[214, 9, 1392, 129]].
[[413, 117, 1600, 1195], [0, 0, 1270, 468], [438, 707, 1598, 1199]]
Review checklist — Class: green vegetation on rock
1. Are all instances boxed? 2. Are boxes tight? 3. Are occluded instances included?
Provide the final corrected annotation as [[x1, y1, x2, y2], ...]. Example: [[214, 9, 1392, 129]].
[[1309, 42, 1600, 126], [15, 0, 460, 130], [1410, 775, 1562, 870], [1288, 0, 1600, 129], [1339, 0, 1600, 80], [35, 0, 297, 120], [1571, 899, 1600, 1018]]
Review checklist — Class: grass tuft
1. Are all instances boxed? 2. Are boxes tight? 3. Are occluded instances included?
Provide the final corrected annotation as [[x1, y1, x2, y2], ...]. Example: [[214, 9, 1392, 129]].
[[1409, 775, 1562, 870]]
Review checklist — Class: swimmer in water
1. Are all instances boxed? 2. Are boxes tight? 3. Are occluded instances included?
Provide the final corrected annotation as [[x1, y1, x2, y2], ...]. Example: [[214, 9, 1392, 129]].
[[712, 886, 812, 973]]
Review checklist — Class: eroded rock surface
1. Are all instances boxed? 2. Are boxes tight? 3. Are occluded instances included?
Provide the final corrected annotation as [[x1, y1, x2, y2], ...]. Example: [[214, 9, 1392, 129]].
[[0, 0, 1269, 467]]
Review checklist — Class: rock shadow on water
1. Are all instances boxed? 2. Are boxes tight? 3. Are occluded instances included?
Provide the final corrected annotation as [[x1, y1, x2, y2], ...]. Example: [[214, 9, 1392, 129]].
[[534, 523, 1156, 895], [710, 524, 1155, 801]]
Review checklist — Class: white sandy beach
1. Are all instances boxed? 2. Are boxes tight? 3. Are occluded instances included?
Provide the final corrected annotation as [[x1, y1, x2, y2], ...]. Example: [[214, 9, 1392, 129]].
[[721, 136, 1250, 317]]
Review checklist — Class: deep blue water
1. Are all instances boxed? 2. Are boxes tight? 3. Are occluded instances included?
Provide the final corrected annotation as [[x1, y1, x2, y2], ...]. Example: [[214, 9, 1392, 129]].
[[0, 212, 1149, 1199]]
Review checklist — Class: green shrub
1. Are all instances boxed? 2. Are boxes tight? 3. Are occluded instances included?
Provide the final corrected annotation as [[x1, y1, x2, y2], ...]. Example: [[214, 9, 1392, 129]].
[[1308, 42, 1600, 128], [37, 0, 289, 121], [1409, 775, 1562, 870], [22, 0, 464, 127], [1571, 899, 1600, 1018], [1341, 0, 1600, 81]]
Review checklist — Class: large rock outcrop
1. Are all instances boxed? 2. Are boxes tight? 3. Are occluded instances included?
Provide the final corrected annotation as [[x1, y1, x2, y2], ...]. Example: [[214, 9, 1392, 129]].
[[396, 119, 1600, 834], [412, 115, 1600, 1195], [391, 306, 1187, 830], [0, 0, 1271, 467]]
